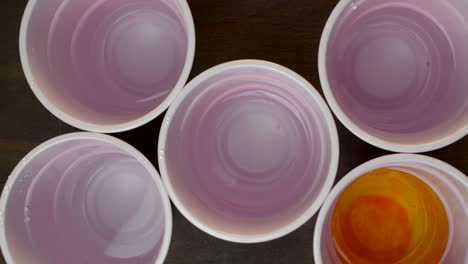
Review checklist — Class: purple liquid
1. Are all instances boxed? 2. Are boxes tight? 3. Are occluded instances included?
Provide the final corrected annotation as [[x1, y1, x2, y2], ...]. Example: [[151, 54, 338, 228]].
[[163, 66, 336, 236], [5, 138, 166, 264], [25, 0, 189, 125], [326, 0, 468, 144]]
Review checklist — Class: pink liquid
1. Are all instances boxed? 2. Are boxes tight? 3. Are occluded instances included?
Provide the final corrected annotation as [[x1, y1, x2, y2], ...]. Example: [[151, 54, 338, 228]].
[[24, 0, 189, 125], [326, 0, 468, 144], [4, 138, 167, 264], [162, 65, 336, 236]]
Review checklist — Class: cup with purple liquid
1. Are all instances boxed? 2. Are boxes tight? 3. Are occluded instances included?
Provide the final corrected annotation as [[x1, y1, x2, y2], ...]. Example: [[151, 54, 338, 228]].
[[158, 60, 339, 243], [20, 0, 195, 132], [0, 133, 172, 264], [319, 0, 468, 152]]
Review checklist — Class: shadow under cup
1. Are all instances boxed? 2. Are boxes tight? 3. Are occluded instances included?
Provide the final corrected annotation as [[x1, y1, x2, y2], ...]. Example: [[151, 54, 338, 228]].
[[320, 0, 468, 152], [20, 0, 194, 132], [314, 155, 468, 264], [0, 134, 172, 264], [159, 61, 339, 243]]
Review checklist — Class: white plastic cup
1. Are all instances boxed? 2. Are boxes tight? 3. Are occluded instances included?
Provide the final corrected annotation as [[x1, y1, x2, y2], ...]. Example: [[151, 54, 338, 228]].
[[0, 133, 172, 264], [159, 60, 339, 243], [314, 154, 468, 264], [319, 0, 468, 152], [20, 0, 195, 133]]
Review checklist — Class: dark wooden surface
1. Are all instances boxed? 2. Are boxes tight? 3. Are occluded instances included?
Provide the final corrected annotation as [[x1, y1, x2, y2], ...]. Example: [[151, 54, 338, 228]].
[[1, 0, 467, 263]]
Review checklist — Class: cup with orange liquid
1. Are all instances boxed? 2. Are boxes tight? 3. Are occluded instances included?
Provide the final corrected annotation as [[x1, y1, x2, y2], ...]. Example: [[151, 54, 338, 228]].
[[314, 154, 468, 264]]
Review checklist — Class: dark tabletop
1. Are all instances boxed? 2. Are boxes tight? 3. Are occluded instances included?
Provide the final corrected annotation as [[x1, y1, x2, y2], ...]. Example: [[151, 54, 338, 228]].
[[1, 0, 467, 263]]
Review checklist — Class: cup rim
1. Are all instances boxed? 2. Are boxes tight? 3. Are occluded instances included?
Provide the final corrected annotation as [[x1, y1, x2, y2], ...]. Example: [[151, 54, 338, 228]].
[[0, 132, 173, 264], [158, 59, 340, 243], [318, 0, 468, 153], [19, 0, 196, 133], [313, 153, 468, 264]]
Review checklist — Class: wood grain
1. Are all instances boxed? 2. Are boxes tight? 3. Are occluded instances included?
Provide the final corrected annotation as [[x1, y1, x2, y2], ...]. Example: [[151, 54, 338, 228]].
[[0, 0, 466, 263]]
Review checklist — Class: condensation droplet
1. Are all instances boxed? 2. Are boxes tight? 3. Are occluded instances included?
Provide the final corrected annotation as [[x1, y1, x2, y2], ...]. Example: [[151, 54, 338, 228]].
[[24, 217, 31, 224]]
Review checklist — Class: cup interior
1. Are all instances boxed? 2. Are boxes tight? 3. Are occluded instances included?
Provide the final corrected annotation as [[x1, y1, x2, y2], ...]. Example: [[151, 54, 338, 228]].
[[315, 155, 468, 264], [0, 134, 170, 264], [21, 0, 193, 130], [159, 61, 338, 242], [322, 0, 468, 149]]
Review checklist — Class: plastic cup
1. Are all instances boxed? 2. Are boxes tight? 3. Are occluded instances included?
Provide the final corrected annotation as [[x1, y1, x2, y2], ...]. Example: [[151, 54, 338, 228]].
[[20, 0, 195, 133], [319, 0, 468, 152], [158, 60, 339, 243], [314, 154, 468, 264], [0, 133, 172, 264]]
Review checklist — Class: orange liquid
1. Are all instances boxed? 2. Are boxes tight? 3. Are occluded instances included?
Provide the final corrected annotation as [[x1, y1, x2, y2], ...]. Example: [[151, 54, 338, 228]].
[[331, 168, 449, 264]]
